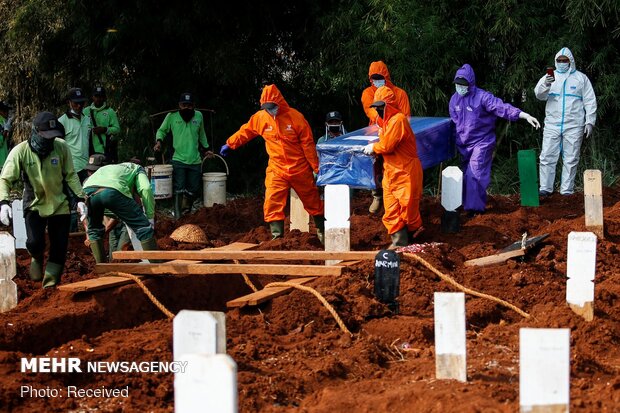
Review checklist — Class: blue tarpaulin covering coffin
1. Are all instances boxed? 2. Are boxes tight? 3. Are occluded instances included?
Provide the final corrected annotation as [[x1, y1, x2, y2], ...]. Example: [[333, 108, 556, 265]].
[[316, 117, 455, 189]]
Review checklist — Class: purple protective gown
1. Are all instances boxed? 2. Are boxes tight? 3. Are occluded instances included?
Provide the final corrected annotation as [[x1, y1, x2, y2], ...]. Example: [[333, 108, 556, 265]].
[[448, 64, 522, 212]]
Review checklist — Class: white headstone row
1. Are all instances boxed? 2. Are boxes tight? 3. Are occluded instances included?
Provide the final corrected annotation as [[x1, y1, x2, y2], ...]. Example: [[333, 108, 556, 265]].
[[0, 232, 17, 312]]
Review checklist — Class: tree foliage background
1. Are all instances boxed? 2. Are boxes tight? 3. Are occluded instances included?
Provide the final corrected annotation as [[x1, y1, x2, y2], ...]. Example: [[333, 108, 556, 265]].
[[0, 0, 618, 193]]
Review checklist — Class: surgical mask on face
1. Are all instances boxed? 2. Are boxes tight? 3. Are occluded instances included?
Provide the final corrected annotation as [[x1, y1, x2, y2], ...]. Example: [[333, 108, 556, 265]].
[[455, 84, 469, 96], [266, 106, 279, 117], [179, 108, 195, 122], [555, 62, 570, 73], [328, 124, 341, 134], [373, 79, 385, 88], [29, 130, 55, 158]]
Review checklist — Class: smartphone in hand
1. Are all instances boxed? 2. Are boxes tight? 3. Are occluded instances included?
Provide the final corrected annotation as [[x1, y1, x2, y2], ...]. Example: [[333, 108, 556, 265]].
[[546, 67, 555, 78]]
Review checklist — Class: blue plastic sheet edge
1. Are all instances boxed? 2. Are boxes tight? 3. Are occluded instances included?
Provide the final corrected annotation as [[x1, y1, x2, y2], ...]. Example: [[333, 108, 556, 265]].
[[316, 117, 455, 189]]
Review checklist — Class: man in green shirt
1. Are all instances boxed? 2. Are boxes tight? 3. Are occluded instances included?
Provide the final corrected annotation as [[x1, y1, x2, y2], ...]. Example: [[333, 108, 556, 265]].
[[59, 87, 91, 183], [83, 154, 158, 263], [0, 112, 87, 288], [84, 86, 121, 163], [0, 101, 11, 171], [154, 92, 209, 218]]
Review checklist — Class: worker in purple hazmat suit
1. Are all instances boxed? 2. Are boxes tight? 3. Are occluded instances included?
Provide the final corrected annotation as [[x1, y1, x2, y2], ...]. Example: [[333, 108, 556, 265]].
[[448, 64, 540, 214]]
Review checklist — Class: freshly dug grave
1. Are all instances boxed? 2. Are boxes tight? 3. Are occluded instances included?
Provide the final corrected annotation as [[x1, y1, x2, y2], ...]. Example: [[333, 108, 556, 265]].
[[1, 189, 620, 412]]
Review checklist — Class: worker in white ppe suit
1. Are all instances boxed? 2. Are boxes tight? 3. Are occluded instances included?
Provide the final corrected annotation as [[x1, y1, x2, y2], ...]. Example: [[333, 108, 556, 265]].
[[535, 47, 597, 196]]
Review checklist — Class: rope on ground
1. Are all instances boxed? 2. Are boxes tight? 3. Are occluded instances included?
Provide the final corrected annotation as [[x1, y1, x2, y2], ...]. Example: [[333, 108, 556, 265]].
[[107, 272, 175, 319], [264, 281, 353, 336], [402, 253, 530, 319], [234, 259, 259, 292]]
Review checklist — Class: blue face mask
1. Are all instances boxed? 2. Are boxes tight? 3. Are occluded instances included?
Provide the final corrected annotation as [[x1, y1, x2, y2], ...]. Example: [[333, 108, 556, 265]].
[[556, 62, 570, 73], [373, 79, 385, 88], [455, 84, 469, 96]]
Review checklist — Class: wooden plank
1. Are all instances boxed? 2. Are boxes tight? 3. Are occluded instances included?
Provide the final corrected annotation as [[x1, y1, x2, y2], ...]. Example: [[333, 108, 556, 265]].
[[95, 263, 342, 276], [464, 249, 525, 267], [58, 275, 143, 293], [226, 277, 315, 308], [113, 250, 379, 261], [584, 169, 604, 239], [60, 243, 258, 293]]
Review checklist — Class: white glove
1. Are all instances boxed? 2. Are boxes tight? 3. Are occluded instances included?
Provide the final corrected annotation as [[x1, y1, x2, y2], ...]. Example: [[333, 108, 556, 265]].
[[544, 75, 555, 86], [77, 202, 88, 222], [0, 204, 12, 226], [519, 112, 541, 129], [362, 143, 374, 155], [149, 218, 155, 229], [584, 124, 593, 139]]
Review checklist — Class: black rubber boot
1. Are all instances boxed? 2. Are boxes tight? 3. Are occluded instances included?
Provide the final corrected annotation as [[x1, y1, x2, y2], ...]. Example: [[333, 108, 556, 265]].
[[269, 221, 285, 240], [312, 215, 325, 245], [389, 228, 409, 249], [29, 254, 44, 281], [42, 262, 63, 288], [174, 193, 183, 219], [182, 195, 194, 215], [89, 239, 106, 264]]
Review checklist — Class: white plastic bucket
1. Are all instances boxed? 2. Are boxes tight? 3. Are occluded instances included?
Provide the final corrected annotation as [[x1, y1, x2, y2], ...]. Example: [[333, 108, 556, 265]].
[[148, 164, 173, 199], [203, 173, 227, 207]]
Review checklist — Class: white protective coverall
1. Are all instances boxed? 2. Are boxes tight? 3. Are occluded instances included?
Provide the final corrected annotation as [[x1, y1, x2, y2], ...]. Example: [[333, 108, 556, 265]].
[[535, 47, 597, 194]]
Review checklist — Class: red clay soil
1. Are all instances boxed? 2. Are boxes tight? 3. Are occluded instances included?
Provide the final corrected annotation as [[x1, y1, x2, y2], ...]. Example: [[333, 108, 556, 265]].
[[1, 189, 620, 412]]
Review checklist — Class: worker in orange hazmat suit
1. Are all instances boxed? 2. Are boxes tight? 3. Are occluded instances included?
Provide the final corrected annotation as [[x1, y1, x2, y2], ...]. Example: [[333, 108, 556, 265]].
[[362, 86, 423, 248], [361, 61, 412, 215], [221, 84, 325, 243]]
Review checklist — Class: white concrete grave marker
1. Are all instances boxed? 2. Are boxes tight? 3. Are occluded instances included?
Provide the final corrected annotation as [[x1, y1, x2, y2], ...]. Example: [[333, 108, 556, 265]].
[[566, 231, 597, 321], [583, 170, 604, 239], [441, 166, 463, 212], [434, 292, 466, 382], [11, 200, 26, 249], [289, 189, 309, 232], [175, 354, 238, 413], [519, 328, 570, 413], [324, 185, 350, 265], [0, 232, 18, 312], [173, 310, 226, 362]]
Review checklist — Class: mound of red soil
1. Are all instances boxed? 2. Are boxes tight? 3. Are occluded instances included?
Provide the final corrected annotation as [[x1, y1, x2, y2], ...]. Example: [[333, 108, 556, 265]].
[[1, 189, 620, 412]]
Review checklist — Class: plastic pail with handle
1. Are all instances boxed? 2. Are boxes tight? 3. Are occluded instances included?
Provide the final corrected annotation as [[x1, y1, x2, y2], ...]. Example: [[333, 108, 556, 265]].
[[202, 154, 229, 207], [148, 164, 174, 199]]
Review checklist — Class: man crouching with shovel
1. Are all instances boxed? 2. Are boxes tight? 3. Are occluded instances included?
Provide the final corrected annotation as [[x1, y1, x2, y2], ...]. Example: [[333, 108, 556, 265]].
[[83, 154, 158, 263]]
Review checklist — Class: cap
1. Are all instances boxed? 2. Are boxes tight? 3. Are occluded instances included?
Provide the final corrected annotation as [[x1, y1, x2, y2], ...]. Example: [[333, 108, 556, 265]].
[[84, 153, 107, 171], [179, 92, 193, 104], [67, 87, 87, 103], [0, 101, 11, 112], [369, 100, 385, 108], [454, 77, 469, 86], [261, 102, 277, 110], [33, 112, 64, 139], [325, 111, 342, 122], [93, 85, 106, 97]]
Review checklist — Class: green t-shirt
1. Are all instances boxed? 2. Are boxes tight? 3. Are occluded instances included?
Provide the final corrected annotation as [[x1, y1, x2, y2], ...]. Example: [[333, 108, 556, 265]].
[[84, 162, 155, 219], [59, 112, 91, 172], [83, 104, 121, 154], [0, 140, 85, 217], [156, 111, 208, 165], [0, 115, 8, 170]]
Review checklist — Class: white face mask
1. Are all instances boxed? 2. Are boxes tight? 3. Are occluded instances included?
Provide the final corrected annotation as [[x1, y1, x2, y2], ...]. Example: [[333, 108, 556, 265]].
[[373, 79, 386, 88], [555, 62, 570, 73], [455, 84, 469, 96]]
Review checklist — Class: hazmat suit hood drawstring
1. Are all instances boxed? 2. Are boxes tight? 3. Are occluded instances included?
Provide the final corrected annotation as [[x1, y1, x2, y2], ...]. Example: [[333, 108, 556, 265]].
[[555, 47, 577, 75], [260, 84, 290, 115]]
